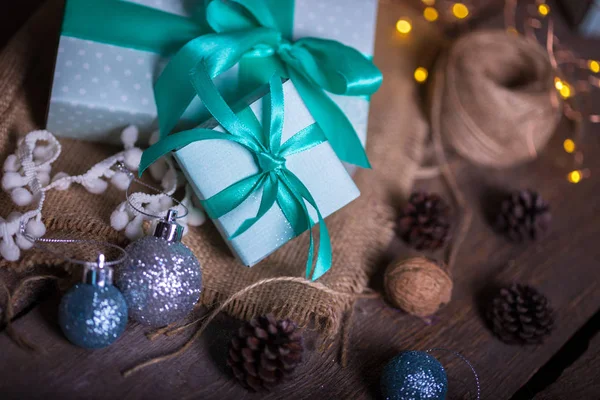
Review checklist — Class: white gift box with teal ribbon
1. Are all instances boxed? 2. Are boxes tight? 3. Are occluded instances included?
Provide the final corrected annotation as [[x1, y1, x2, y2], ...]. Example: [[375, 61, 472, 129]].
[[46, 0, 379, 151], [141, 78, 359, 280]]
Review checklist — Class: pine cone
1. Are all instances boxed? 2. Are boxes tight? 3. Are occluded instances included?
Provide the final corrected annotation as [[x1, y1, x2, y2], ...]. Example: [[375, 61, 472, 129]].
[[487, 284, 555, 345], [227, 314, 304, 391], [496, 189, 551, 242], [397, 192, 451, 250]]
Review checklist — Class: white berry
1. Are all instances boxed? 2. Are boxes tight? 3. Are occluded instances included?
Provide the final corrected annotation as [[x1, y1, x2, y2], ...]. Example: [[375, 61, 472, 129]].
[[38, 172, 51, 187], [11, 187, 33, 206], [16, 234, 34, 250], [0, 237, 20, 261], [26, 219, 46, 238], [159, 196, 174, 209], [121, 125, 139, 149], [187, 207, 206, 227], [51, 172, 71, 190], [125, 217, 144, 240], [124, 148, 142, 171], [2, 172, 25, 191], [3, 155, 19, 172], [84, 178, 109, 194], [110, 209, 130, 231], [111, 171, 131, 191]]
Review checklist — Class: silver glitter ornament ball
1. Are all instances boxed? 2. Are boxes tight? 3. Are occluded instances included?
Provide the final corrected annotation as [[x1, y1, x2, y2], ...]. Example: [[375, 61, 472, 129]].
[[380, 351, 448, 400], [116, 236, 202, 327]]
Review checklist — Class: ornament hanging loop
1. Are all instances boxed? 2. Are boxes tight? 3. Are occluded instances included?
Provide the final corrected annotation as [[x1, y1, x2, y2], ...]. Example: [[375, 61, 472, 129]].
[[21, 223, 127, 268], [426, 348, 480, 400], [116, 162, 189, 221]]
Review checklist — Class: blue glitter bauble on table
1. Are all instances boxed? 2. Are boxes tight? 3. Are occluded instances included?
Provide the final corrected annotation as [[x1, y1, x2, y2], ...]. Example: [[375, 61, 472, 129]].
[[115, 211, 202, 327], [58, 282, 128, 349], [381, 351, 448, 400]]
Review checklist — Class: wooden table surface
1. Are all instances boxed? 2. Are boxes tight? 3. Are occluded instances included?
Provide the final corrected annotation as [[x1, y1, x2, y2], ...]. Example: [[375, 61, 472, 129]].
[[2, 1, 600, 399]]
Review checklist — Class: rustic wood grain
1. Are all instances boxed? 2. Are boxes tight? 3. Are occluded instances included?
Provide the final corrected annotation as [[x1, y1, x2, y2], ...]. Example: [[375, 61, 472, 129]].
[[0, 0, 45, 49], [534, 319, 600, 399], [2, 1, 600, 399]]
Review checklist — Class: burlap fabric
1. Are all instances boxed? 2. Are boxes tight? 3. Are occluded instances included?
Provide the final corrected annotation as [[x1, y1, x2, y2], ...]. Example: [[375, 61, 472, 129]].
[[0, 0, 439, 337]]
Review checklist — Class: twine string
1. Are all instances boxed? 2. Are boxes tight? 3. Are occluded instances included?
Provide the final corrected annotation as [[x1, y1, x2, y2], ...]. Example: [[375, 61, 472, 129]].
[[122, 276, 368, 377], [429, 53, 473, 272], [424, 30, 559, 172]]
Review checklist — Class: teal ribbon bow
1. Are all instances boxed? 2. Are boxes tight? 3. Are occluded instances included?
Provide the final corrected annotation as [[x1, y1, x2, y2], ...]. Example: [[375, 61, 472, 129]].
[[62, 0, 382, 168], [140, 75, 332, 281]]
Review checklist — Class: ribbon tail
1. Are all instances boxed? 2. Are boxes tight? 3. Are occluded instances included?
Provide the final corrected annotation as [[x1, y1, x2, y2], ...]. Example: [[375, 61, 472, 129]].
[[289, 69, 371, 169], [280, 172, 332, 281], [276, 179, 308, 236], [229, 175, 279, 239], [310, 210, 331, 281]]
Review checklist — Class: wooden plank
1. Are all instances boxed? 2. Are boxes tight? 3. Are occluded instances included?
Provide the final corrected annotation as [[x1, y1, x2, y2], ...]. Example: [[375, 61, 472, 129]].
[[512, 312, 600, 399], [534, 325, 600, 399], [0, 0, 45, 49]]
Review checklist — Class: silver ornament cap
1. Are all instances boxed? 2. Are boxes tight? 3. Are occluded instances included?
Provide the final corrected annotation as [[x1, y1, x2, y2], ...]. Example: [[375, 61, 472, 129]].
[[154, 209, 184, 243], [83, 254, 114, 288]]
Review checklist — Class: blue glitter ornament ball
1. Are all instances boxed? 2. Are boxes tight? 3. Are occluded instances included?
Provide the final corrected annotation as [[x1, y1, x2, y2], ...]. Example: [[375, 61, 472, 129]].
[[58, 283, 128, 349], [381, 351, 448, 400]]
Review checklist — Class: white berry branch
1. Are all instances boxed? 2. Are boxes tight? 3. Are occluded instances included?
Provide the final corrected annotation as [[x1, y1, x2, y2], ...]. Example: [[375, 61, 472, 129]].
[[0, 126, 205, 262]]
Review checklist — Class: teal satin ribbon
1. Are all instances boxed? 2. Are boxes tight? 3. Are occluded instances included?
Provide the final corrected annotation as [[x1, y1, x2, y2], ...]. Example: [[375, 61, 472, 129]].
[[140, 75, 332, 281], [62, 0, 382, 168]]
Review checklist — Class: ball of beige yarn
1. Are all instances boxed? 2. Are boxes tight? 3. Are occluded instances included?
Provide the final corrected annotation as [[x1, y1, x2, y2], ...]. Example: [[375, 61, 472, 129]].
[[433, 30, 560, 168], [384, 257, 453, 317]]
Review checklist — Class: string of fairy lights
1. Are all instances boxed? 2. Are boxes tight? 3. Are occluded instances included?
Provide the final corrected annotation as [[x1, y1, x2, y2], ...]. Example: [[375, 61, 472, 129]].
[[395, 0, 600, 184]]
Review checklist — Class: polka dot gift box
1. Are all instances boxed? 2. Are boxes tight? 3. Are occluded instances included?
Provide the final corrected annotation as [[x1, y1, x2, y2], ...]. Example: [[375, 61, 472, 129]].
[[46, 0, 380, 151]]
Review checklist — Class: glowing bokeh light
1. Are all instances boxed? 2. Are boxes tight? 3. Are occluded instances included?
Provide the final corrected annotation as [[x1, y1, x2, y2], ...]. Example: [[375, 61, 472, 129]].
[[452, 3, 469, 19], [554, 78, 564, 91], [559, 84, 572, 99], [396, 19, 412, 34], [424, 7, 439, 22], [568, 170, 582, 184], [414, 67, 429, 83], [538, 4, 550, 17], [563, 139, 576, 154]]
